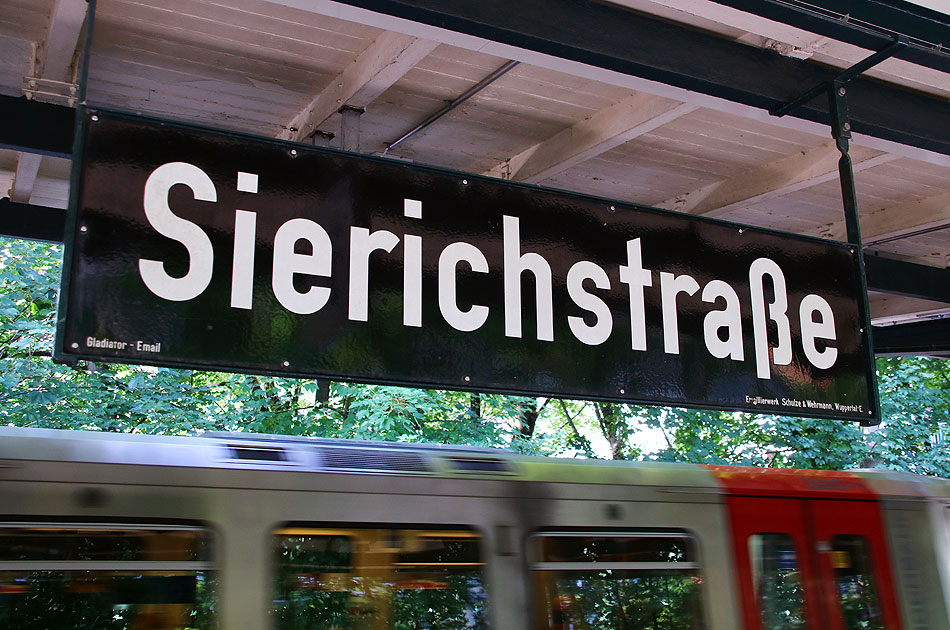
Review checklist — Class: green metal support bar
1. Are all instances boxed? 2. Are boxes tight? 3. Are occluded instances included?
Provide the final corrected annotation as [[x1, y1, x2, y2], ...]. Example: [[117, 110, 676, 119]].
[[56, 0, 97, 366], [769, 37, 910, 425], [827, 82, 881, 425]]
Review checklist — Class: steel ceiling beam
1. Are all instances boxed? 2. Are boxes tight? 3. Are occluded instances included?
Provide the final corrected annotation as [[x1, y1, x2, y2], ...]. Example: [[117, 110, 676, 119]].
[[0, 199, 66, 243], [0, 95, 74, 158], [708, 0, 950, 74], [324, 0, 950, 156], [865, 255, 950, 304], [873, 319, 950, 357]]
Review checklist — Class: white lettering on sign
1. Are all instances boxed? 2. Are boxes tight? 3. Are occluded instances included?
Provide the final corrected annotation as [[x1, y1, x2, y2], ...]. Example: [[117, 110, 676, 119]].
[[273, 218, 332, 315], [660, 272, 700, 355], [403, 199, 423, 328], [503, 215, 554, 342], [566, 260, 612, 346], [702, 280, 744, 361], [231, 170, 259, 310], [137, 162, 841, 378], [800, 293, 837, 369], [750, 258, 793, 379], [349, 227, 399, 321], [439, 242, 490, 332], [618, 238, 652, 352], [139, 162, 215, 301]]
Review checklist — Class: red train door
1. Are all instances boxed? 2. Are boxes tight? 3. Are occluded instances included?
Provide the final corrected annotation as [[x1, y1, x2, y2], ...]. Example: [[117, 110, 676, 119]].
[[808, 500, 901, 630], [729, 496, 820, 630], [711, 468, 902, 630]]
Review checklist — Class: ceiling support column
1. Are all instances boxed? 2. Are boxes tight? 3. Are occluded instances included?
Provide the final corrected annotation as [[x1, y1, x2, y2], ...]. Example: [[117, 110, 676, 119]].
[[340, 105, 364, 153], [309, 131, 335, 148], [9, 152, 43, 203]]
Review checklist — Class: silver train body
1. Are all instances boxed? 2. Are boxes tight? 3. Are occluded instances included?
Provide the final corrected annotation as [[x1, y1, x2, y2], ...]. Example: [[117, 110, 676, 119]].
[[0, 427, 948, 629]]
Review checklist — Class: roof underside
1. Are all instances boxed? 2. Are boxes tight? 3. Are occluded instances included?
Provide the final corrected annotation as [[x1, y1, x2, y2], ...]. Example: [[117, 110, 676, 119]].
[[0, 0, 948, 350]]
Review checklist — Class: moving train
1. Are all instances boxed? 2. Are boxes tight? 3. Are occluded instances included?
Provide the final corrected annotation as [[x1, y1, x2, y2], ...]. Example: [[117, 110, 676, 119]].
[[0, 426, 948, 629]]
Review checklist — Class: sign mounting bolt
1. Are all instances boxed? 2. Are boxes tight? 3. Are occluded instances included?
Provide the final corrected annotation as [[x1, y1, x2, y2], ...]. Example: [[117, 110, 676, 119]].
[[463, 375, 471, 382], [80, 225, 87, 232], [90, 114, 98, 122], [738, 228, 744, 234], [838, 87, 847, 96], [609, 205, 616, 212], [71, 342, 79, 349], [462, 179, 468, 185], [289, 149, 298, 157], [619, 388, 626, 395], [282, 360, 290, 367], [842, 122, 851, 131]]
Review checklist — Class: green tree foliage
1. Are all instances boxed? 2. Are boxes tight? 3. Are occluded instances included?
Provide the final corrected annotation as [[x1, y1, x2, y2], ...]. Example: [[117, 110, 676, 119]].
[[640, 407, 772, 465], [2, 238, 949, 476], [871, 356, 950, 476]]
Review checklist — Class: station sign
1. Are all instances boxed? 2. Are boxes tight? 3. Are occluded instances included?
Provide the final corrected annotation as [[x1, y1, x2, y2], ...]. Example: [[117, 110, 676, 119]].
[[56, 110, 876, 420]]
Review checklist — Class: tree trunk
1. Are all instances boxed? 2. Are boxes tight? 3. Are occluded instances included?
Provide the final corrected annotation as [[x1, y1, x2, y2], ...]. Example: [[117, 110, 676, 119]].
[[596, 403, 626, 460], [514, 399, 540, 441], [469, 393, 482, 419]]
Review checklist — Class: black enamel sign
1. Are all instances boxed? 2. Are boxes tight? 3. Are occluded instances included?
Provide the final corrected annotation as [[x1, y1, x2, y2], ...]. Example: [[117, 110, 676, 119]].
[[56, 110, 876, 420]]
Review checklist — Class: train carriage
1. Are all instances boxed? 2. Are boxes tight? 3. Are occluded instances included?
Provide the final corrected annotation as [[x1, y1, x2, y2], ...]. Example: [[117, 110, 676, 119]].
[[0, 426, 948, 629]]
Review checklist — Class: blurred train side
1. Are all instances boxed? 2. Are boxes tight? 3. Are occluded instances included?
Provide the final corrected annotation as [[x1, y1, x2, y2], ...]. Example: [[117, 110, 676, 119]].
[[858, 467, 950, 629], [0, 426, 948, 629]]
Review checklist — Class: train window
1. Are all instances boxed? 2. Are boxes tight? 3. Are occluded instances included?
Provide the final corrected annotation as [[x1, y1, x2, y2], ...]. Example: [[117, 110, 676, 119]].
[[748, 533, 806, 630], [831, 535, 883, 630], [273, 526, 487, 629], [0, 523, 215, 629], [530, 532, 705, 630]]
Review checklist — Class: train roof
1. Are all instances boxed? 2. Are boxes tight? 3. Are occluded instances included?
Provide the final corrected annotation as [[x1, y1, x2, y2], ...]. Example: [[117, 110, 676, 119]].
[[0, 426, 715, 489], [0, 427, 948, 501]]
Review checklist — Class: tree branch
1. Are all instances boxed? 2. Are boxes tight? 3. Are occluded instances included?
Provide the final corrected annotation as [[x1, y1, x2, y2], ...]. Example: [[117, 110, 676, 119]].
[[558, 399, 585, 444]]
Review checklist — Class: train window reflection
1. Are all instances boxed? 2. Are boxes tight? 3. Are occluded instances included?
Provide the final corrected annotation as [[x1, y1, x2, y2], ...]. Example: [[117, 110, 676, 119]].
[[530, 532, 705, 630], [273, 526, 487, 630], [831, 535, 883, 630], [0, 523, 215, 629], [748, 533, 806, 630]]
